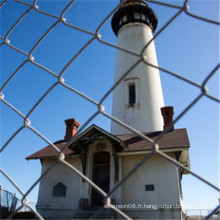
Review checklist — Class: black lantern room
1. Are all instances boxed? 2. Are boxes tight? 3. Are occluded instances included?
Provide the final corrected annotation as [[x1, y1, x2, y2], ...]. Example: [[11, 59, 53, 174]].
[[111, 0, 158, 36]]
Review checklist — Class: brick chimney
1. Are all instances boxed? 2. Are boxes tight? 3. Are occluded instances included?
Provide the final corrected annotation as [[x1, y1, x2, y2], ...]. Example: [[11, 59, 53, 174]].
[[161, 106, 174, 131], [64, 119, 80, 140]]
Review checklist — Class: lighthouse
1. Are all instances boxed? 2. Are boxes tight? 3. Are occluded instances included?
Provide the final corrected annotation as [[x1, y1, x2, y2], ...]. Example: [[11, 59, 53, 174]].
[[111, 0, 164, 135]]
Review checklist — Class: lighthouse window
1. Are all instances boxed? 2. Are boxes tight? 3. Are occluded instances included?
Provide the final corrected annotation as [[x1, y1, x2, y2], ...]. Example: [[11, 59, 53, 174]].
[[129, 84, 136, 105], [125, 77, 139, 108], [134, 13, 141, 19], [122, 15, 127, 22], [141, 14, 146, 20]]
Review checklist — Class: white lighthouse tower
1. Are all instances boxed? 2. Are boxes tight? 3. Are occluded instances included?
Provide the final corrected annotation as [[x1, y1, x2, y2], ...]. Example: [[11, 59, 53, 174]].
[[111, 0, 164, 135]]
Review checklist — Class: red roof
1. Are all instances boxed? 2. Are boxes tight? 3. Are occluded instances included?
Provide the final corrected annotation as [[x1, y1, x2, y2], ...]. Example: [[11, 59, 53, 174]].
[[26, 128, 190, 160], [26, 141, 75, 160], [118, 129, 190, 152]]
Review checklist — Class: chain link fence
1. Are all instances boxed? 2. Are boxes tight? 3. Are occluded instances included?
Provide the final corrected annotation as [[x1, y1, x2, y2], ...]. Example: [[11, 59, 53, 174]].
[[185, 209, 220, 220], [0, 188, 18, 218], [0, 0, 219, 219]]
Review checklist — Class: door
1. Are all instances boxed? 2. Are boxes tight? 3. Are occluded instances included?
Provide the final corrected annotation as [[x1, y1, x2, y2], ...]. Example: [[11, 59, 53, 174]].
[[91, 151, 110, 206]]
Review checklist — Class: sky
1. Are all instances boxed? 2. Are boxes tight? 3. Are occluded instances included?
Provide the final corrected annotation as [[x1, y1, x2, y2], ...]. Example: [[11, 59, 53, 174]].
[[1, 0, 219, 214]]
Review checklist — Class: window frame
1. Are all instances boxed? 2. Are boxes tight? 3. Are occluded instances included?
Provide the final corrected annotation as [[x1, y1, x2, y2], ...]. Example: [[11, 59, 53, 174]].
[[128, 84, 136, 105], [125, 77, 140, 108]]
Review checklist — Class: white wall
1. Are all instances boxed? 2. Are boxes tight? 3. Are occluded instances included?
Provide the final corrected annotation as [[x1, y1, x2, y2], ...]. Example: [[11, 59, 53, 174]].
[[120, 153, 182, 219], [36, 157, 81, 217], [36, 143, 182, 219], [121, 153, 181, 204]]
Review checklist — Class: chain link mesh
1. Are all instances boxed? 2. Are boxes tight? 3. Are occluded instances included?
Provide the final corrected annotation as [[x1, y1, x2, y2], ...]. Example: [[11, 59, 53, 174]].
[[1, 0, 219, 219]]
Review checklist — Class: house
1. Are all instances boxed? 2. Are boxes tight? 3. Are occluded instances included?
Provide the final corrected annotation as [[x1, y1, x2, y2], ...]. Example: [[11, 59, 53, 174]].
[[27, 113, 190, 219], [26, 0, 191, 219]]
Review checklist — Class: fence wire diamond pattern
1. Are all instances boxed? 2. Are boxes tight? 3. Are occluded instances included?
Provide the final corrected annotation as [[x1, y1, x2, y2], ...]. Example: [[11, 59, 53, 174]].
[[0, 0, 219, 219]]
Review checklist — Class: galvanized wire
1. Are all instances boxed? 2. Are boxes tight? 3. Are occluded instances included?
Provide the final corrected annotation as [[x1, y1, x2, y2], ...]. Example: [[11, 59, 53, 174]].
[[0, 0, 219, 219]]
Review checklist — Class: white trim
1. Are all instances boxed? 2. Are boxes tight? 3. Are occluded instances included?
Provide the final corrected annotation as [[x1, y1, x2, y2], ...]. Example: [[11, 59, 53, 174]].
[[70, 124, 125, 148], [34, 154, 80, 160], [117, 148, 189, 156]]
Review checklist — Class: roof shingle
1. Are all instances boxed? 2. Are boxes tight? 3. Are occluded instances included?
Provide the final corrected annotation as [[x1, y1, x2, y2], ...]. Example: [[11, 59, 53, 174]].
[[26, 141, 75, 160], [118, 128, 190, 152]]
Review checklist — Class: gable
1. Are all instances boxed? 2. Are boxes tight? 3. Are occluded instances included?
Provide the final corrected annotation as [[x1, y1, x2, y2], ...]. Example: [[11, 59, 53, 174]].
[[68, 124, 126, 152]]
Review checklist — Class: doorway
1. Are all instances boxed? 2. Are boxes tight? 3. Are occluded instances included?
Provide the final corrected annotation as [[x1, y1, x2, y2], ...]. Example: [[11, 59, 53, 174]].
[[91, 151, 110, 206]]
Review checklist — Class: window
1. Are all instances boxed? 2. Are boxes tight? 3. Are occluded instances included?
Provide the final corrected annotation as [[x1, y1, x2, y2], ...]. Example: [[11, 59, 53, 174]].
[[145, 184, 155, 191], [146, 17, 149, 23], [122, 15, 127, 22], [125, 77, 139, 108], [53, 182, 66, 197], [134, 13, 140, 19], [141, 14, 146, 20], [129, 84, 136, 105]]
